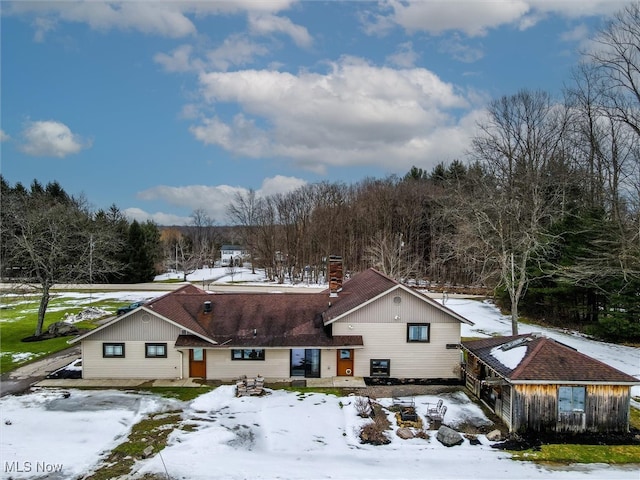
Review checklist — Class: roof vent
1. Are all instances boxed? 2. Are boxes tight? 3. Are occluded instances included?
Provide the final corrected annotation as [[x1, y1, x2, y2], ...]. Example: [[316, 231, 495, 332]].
[[204, 301, 212, 314]]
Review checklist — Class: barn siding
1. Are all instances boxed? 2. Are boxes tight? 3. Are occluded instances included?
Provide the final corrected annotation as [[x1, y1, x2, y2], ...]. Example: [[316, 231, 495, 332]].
[[512, 384, 631, 433]]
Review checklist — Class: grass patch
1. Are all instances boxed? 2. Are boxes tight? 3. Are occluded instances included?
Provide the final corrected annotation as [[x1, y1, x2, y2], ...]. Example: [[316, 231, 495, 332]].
[[0, 292, 120, 374], [275, 385, 345, 397], [510, 444, 640, 464], [137, 386, 213, 402], [629, 406, 640, 430], [85, 411, 182, 480]]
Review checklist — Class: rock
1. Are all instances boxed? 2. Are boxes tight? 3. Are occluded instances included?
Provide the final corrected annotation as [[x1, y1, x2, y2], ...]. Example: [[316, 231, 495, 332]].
[[47, 321, 80, 337], [464, 434, 481, 445], [396, 427, 414, 439], [436, 425, 464, 447], [143, 445, 154, 458], [486, 429, 503, 442]]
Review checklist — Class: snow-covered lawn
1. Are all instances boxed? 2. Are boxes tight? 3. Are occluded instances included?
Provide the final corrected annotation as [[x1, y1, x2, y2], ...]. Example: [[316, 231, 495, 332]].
[[1, 272, 638, 479], [3, 385, 637, 480]]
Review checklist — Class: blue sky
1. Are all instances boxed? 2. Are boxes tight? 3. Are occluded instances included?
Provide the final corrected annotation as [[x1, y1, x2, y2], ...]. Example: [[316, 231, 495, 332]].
[[1, 1, 631, 225]]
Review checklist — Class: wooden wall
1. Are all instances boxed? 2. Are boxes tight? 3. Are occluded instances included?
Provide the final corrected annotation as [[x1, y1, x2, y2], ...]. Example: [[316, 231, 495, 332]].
[[512, 384, 631, 433]]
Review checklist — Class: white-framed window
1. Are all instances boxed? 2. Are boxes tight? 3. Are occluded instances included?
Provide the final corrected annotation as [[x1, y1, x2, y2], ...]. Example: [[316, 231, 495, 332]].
[[103, 343, 125, 358], [558, 386, 586, 413], [407, 323, 430, 342], [145, 343, 167, 358]]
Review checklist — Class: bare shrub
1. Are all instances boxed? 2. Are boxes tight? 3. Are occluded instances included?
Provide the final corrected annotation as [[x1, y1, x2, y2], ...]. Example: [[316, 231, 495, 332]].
[[354, 396, 372, 418]]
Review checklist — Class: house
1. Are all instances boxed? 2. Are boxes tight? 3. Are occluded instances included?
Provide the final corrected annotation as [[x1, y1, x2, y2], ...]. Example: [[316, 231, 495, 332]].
[[71, 257, 473, 382], [461, 334, 639, 434], [220, 245, 247, 266]]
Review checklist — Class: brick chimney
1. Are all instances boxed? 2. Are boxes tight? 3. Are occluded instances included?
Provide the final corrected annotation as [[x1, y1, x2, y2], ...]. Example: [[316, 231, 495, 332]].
[[328, 255, 343, 297]]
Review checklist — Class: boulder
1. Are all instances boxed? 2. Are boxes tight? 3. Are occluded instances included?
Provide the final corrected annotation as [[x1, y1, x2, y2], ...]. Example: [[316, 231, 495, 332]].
[[143, 445, 154, 458], [436, 425, 464, 447], [47, 321, 80, 337], [396, 427, 414, 439], [486, 429, 503, 442]]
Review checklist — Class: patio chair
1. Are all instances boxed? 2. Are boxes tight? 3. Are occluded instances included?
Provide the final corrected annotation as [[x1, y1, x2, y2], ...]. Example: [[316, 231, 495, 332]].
[[427, 399, 443, 417]]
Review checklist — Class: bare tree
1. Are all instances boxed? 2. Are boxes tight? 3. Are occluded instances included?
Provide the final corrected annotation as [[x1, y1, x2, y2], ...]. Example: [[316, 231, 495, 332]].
[[364, 231, 421, 281], [2, 184, 123, 336], [465, 90, 571, 334], [227, 189, 259, 274]]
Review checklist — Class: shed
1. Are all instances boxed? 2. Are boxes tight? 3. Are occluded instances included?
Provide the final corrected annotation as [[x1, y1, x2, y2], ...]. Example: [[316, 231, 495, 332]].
[[461, 334, 639, 433]]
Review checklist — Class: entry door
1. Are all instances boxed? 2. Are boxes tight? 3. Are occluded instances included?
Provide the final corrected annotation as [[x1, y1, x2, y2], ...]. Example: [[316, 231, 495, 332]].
[[337, 349, 354, 376], [189, 348, 206, 378]]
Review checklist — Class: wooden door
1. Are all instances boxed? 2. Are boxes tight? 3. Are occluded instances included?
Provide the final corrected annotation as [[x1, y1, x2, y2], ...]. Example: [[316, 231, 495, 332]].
[[189, 348, 206, 378], [336, 349, 354, 376]]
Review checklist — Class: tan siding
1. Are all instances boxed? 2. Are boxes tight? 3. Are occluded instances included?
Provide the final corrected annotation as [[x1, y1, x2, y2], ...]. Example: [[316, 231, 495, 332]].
[[333, 321, 461, 378], [203, 349, 291, 380], [338, 289, 460, 324], [87, 312, 181, 341], [82, 340, 182, 379]]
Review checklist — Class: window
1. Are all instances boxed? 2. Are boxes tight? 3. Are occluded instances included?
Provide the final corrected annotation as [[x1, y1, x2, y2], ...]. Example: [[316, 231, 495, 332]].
[[231, 349, 265, 360], [145, 343, 167, 358], [558, 386, 586, 413], [103, 343, 125, 358], [407, 323, 430, 342], [370, 359, 390, 377]]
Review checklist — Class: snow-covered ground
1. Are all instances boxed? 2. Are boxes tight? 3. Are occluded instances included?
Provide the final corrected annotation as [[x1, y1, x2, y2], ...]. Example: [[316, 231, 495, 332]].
[[1, 268, 638, 479]]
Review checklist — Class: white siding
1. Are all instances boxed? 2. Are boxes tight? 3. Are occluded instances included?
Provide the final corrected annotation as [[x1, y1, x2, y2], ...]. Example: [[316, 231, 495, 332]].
[[81, 311, 183, 379], [332, 290, 462, 379], [86, 311, 181, 341], [82, 340, 183, 379], [196, 348, 338, 380]]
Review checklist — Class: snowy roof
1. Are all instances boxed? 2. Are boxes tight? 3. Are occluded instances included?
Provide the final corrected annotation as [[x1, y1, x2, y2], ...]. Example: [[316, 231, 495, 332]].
[[462, 334, 639, 385]]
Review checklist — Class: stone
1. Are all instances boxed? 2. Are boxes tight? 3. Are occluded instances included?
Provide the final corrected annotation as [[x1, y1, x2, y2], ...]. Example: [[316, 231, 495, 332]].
[[396, 427, 415, 439], [143, 445, 154, 458], [436, 425, 464, 447], [47, 321, 80, 337], [486, 429, 503, 442]]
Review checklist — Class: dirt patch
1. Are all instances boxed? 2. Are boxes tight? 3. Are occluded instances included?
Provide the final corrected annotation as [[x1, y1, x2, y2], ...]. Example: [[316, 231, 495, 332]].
[[493, 429, 640, 451]]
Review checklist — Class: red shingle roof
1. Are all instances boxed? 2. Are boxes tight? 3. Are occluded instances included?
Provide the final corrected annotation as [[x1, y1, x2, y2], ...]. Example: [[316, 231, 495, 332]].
[[463, 334, 639, 384]]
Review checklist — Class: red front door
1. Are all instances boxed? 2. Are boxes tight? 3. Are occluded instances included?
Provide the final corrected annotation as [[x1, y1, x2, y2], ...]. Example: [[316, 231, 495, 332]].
[[337, 349, 354, 376], [189, 348, 206, 378]]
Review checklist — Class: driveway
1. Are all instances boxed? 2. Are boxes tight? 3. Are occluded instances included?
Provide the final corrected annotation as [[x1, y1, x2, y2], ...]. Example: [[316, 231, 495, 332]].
[[0, 345, 81, 397]]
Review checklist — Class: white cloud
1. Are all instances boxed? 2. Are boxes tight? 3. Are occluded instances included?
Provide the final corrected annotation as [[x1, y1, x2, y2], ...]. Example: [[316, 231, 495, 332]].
[[560, 23, 590, 43], [386, 42, 419, 67], [154, 44, 203, 73], [123, 207, 191, 227], [206, 34, 271, 71], [8, 0, 298, 40], [438, 34, 484, 63], [248, 13, 313, 47], [0, 129, 10, 142], [190, 57, 478, 174], [365, 0, 628, 37], [378, 0, 531, 37], [134, 175, 307, 224], [155, 35, 270, 74], [19, 120, 90, 158]]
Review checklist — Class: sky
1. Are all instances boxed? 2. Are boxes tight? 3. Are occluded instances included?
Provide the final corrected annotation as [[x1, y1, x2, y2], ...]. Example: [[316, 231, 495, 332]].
[[1, 0, 634, 226], [1, 288, 638, 479]]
